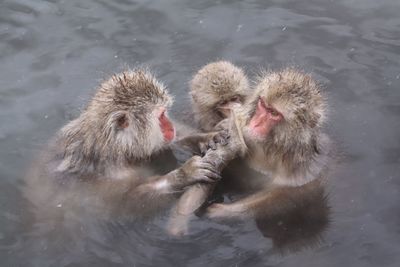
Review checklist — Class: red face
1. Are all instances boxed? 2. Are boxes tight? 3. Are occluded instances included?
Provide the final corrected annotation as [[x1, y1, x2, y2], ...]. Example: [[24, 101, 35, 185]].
[[248, 98, 283, 138], [159, 108, 175, 142]]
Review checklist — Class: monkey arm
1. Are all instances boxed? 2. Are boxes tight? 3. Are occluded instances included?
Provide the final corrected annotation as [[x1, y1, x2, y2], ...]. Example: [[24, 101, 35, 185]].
[[171, 131, 228, 164], [205, 190, 273, 219], [134, 155, 223, 195], [206, 179, 323, 220], [116, 155, 221, 216], [167, 114, 247, 236], [166, 147, 229, 236]]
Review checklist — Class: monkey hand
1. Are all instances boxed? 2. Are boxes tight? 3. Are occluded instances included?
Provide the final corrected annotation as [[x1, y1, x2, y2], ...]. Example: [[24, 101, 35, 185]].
[[213, 118, 230, 131], [213, 115, 247, 157], [174, 156, 221, 189], [199, 129, 230, 155]]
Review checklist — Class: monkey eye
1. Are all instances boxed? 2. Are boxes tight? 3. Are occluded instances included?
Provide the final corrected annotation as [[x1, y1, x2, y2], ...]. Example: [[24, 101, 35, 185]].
[[219, 100, 228, 106], [269, 109, 279, 116], [230, 95, 240, 102], [266, 107, 281, 118]]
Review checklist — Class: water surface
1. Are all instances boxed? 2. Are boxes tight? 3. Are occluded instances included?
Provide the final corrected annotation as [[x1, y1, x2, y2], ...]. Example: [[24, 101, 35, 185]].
[[1, 0, 400, 266]]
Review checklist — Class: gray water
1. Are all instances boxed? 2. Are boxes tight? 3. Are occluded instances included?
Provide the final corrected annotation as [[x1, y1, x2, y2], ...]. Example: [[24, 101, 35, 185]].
[[1, 0, 400, 266]]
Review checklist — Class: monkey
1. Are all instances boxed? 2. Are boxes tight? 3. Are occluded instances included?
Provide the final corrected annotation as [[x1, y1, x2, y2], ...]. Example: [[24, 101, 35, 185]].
[[190, 61, 250, 131], [23, 69, 223, 222], [166, 111, 248, 236], [162, 61, 251, 236], [204, 68, 332, 220]]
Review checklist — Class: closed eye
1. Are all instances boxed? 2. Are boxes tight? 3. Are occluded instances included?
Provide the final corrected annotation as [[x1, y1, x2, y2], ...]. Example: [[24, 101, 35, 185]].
[[268, 109, 279, 116], [230, 96, 240, 102], [219, 100, 228, 106]]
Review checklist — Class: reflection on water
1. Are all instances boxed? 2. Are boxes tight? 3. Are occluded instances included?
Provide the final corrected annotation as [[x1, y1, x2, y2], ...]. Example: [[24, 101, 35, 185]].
[[1, 0, 400, 266]]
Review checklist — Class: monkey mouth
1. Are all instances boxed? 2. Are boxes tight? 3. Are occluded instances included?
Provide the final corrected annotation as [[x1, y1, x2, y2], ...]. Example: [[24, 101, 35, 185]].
[[217, 102, 241, 118], [249, 109, 268, 129]]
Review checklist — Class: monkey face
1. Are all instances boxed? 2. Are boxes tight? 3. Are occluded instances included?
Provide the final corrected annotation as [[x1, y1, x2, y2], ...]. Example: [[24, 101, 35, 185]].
[[216, 94, 245, 118], [104, 104, 174, 160], [245, 69, 326, 145], [246, 97, 283, 140], [85, 69, 176, 160], [190, 61, 250, 131]]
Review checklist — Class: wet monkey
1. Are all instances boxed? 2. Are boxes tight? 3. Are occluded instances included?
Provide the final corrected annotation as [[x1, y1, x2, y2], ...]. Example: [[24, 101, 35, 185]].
[[190, 61, 250, 131], [24, 69, 222, 220], [164, 61, 250, 235], [203, 68, 332, 220]]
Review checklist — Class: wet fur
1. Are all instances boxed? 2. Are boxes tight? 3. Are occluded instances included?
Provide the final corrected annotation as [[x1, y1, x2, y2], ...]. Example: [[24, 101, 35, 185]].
[[202, 67, 333, 222], [24, 69, 179, 221], [190, 61, 250, 131], [242, 68, 330, 186]]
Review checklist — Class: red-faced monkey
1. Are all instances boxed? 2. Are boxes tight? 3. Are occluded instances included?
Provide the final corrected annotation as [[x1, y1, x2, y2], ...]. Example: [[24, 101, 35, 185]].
[[24, 69, 222, 221], [204, 68, 332, 220]]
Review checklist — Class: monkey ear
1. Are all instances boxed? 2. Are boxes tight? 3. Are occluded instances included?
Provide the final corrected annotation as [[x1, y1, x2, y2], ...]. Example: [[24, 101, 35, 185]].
[[113, 112, 130, 130]]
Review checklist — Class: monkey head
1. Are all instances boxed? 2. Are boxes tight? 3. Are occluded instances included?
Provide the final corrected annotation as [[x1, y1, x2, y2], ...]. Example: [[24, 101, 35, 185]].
[[81, 69, 175, 161], [243, 68, 326, 150], [190, 61, 250, 130]]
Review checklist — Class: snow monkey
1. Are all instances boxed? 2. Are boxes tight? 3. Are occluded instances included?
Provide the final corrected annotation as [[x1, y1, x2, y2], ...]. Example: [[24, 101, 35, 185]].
[[164, 61, 251, 235], [205, 68, 332, 220], [190, 61, 250, 131], [24, 69, 223, 221]]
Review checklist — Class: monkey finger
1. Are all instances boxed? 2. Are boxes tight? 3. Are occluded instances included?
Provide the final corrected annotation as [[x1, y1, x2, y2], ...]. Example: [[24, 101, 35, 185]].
[[213, 131, 230, 146], [193, 169, 220, 182], [191, 155, 202, 161], [214, 119, 230, 131], [201, 169, 221, 181], [221, 129, 231, 139], [207, 139, 217, 150], [199, 142, 208, 155], [198, 162, 218, 172]]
